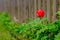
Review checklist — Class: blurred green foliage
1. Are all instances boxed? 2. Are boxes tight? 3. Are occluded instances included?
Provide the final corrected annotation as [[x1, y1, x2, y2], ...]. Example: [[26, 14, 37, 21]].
[[0, 11, 60, 40]]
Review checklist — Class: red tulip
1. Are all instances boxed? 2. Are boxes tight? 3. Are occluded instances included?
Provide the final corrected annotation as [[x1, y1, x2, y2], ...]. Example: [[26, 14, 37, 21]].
[[36, 9, 44, 18]]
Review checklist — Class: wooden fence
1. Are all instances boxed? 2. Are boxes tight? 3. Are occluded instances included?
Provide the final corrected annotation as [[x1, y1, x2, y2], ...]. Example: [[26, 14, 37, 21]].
[[0, 0, 60, 23]]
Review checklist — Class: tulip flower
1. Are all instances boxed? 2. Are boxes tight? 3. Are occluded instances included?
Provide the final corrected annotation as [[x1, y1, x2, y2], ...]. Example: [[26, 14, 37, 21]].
[[36, 9, 44, 18]]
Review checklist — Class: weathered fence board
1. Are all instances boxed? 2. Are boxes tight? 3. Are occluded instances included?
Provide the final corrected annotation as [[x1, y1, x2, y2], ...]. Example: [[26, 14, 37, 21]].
[[34, 0, 37, 18], [47, 0, 50, 21], [52, 0, 56, 21]]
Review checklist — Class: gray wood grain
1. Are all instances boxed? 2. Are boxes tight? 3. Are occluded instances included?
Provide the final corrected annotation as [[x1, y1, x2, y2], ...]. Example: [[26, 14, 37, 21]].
[[0, 0, 58, 23]]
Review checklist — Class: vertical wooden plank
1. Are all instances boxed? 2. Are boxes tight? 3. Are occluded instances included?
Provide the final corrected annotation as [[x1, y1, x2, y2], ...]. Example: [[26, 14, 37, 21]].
[[38, 0, 41, 9], [4, 0, 7, 12], [58, 0, 60, 10], [10, 0, 16, 21], [0, 0, 2, 11], [34, 0, 37, 18], [4, 0, 8, 13], [14, 0, 18, 19], [17, 0, 19, 19], [0, 0, 4, 11], [50, 0, 53, 22], [26, 0, 29, 22], [29, 0, 31, 18], [10, 0, 14, 20], [20, 0, 22, 23], [22, 0, 24, 23], [31, 0, 35, 19], [9, 0, 13, 20], [42, 0, 45, 9], [22, 0, 26, 23], [26, 0, 34, 20], [28, 0, 30, 20], [24, 0, 27, 23], [23, 0, 25, 22], [20, 0, 25, 23], [47, 0, 50, 21], [52, 0, 56, 21], [42, 0, 46, 17], [15, 0, 19, 22], [1, 0, 5, 11], [13, 0, 16, 21], [17, 0, 22, 23], [6, 0, 12, 19]]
